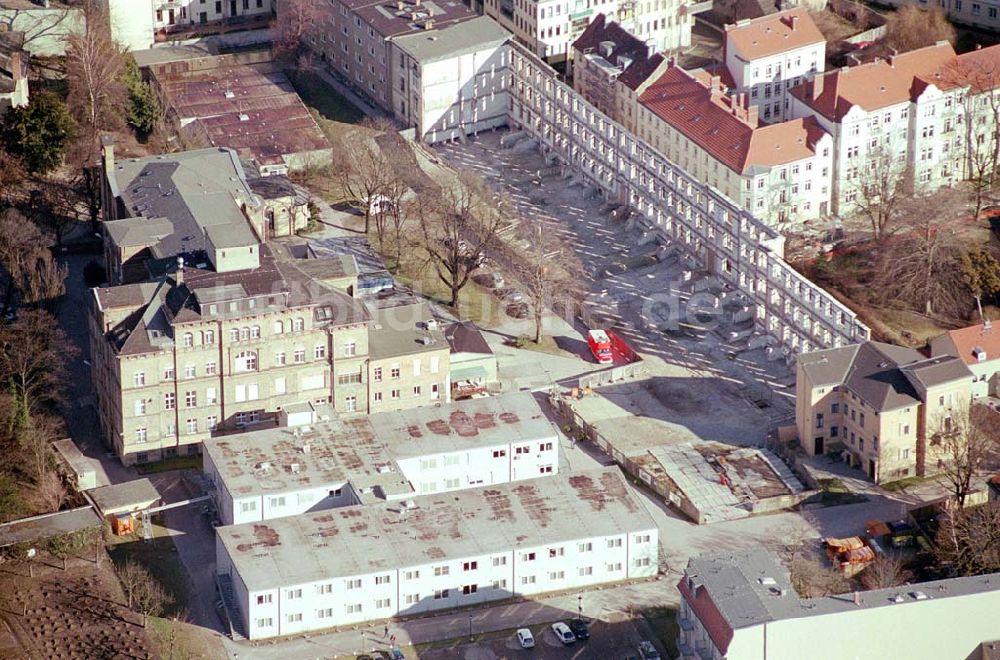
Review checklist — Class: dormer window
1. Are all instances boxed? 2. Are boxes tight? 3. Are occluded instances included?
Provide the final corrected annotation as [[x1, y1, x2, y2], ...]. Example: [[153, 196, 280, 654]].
[[973, 346, 987, 362]]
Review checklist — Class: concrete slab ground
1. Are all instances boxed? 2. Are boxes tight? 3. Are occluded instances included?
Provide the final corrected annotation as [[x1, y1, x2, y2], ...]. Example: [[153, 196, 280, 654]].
[[432, 131, 797, 438]]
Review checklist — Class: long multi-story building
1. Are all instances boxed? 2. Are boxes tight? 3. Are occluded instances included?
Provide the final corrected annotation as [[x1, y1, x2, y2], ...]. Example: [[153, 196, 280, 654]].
[[483, 0, 705, 62], [679, 548, 1000, 660], [298, 1, 510, 143], [795, 340, 972, 482], [635, 65, 834, 224], [722, 8, 826, 123], [215, 467, 659, 639], [507, 42, 870, 354], [203, 392, 560, 525], [789, 42, 1000, 216]]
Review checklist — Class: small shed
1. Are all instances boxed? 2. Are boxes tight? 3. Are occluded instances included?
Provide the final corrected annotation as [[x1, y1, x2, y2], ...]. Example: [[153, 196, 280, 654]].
[[52, 439, 100, 491], [88, 478, 161, 518]]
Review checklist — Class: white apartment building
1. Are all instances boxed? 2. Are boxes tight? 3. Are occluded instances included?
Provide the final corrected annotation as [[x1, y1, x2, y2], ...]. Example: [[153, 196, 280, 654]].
[[216, 467, 659, 639], [679, 548, 1000, 660], [391, 16, 511, 143], [636, 65, 834, 225], [484, 0, 701, 62], [106, 0, 274, 51], [299, 0, 509, 144], [204, 392, 559, 525], [789, 42, 1000, 217], [723, 8, 825, 123]]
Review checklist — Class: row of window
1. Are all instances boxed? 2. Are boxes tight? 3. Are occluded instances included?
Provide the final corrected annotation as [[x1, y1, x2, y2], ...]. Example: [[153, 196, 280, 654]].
[[373, 383, 441, 403], [372, 357, 440, 381]]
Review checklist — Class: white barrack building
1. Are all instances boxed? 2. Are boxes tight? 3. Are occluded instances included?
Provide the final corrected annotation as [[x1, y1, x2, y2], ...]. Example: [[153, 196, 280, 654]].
[[203, 392, 560, 525], [215, 467, 659, 639]]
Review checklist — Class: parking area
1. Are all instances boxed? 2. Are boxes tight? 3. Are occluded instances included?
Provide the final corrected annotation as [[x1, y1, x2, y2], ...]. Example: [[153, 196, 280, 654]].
[[415, 616, 663, 660]]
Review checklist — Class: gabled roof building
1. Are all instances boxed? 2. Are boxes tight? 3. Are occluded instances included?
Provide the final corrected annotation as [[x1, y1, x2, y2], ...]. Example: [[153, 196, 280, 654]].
[[795, 340, 973, 482]]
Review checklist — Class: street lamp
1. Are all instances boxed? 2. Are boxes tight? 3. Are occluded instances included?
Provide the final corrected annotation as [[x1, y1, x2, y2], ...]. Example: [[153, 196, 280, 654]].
[[360, 630, 365, 654], [578, 595, 583, 620], [468, 613, 474, 641]]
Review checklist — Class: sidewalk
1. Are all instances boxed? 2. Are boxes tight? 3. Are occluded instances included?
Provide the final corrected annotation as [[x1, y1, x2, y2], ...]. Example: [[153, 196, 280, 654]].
[[220, 578, 679, 659]]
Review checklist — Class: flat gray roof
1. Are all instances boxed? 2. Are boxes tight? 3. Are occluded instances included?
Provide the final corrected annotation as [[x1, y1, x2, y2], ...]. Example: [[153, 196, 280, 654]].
[[368, 392, 557, 460], [111, 147, 259, 258], [0, 507, 102, 548], [219, 467, 655, 591], [205, 393, 556, 499], [204, 415, 413, 501], [367, 300, 447, 360], [686, 548, 1000, 629], [88, 478, 161, 515], [393, 15, 509, 64]]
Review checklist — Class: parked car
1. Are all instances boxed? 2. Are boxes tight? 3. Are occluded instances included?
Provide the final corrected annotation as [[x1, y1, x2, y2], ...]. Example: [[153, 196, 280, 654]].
[[569, 618, 589, 640], [551, 622, 576, 645], [637, 640, 661, 660], [516, 628, 535, 648], [389, 649, 405, 660], [474, 271, 504, 289], [506, 302, 529, 319]]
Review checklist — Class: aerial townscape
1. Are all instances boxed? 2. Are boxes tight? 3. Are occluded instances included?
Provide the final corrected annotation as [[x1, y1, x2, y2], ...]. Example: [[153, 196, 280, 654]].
[[1, 0, 1000, 658]]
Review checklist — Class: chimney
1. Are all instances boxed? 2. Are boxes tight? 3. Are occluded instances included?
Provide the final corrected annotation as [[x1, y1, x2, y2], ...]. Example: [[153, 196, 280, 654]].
[[786, 14, 798, 31], [9, 52, 22, 81], [424, 18, 434, 29], [747, 104, 759, 127], [853, 591, 861, 606], [396, 0, 404, 8], [812, 74, 824, 101], [976, 43, 983, 50], [175, 257, 185, 285]]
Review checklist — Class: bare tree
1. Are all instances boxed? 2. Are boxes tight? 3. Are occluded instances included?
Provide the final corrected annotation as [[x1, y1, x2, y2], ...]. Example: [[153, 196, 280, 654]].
[[0, 151, 26, 209], [935, 502, 1000, 576], [333, 122, 396, 235], [65, 1, 126, 133], [419, 173, 506, 308], [0, 309, 77, 426], [379, 175, 412, 272], [860, 554, 909, 590], [272, 0, 323, 62], [788, 553, 850, 598], [848, 144, 907, 244], [116, 560, 171, 625], [876, 210, 968, 317], [885, 6, 956, 52], [932, 405, 1000, 509], [510, 218, 584, 343]]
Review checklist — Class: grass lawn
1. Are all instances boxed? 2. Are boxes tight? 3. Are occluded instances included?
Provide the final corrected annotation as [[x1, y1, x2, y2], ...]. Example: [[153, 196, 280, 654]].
[[108, 536, 190, 618], [148, 617, 225, 659], [880, 475, 931, 492], [641, 606, 679, 659], [865, 307, 952, 347], [136, 454, 202, 475], [514, 334, 575, 357]]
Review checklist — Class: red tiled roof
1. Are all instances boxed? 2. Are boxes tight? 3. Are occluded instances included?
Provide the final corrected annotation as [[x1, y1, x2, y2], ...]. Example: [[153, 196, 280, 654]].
[[942, 323, 1000, 365], [724, 8, 824, 61], [789, 42, 975, 120], [639, 66, 827, 174]]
